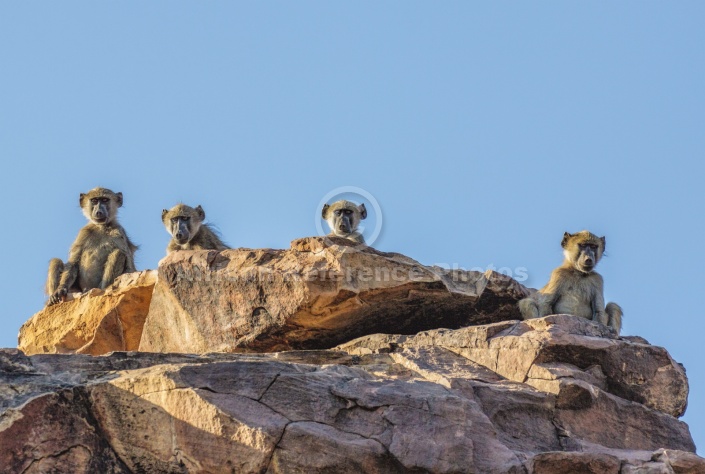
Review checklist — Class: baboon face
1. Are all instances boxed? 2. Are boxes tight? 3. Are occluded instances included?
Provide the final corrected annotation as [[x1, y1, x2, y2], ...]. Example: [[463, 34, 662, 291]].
[[562, 230, 605, 273], [162, 204, 205, 245], [322, 200, 367, 237], [79, 188, 122, 225]]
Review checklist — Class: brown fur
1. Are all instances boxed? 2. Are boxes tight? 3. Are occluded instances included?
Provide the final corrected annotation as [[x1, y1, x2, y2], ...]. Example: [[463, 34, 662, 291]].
[[518, 230, 623, 334], [162, 204, 228, 254], [46, 187, 137, 306], [322, 200, 367, 244]]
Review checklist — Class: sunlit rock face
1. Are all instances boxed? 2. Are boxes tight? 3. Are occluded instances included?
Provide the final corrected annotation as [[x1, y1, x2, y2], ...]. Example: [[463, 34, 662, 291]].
[[18, 270, 156, 356], [139, 237, 530, 353], [8, 238, 702, 472], [1, 316, 701, 473]]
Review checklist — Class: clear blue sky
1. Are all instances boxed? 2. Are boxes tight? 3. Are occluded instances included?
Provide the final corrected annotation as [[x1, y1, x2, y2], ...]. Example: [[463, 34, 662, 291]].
[[2, 2, 703, 453]]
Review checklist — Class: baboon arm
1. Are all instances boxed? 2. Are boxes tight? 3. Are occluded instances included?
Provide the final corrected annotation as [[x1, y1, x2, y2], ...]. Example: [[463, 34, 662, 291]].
[[537, 292, 558, 317], [46, 259, 64, 296], [536, 269, 563, 316], [591, 283, 608, 325], [101, 249, 127, 289], [58, 262, 78, 288], [49, 261, 78, 305], [58, 242, 83, 291], [48, 236, 83, 305]]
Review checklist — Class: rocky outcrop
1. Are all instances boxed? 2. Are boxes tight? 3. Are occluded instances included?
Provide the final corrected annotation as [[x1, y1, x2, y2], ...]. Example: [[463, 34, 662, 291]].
[[337, 315, 691, 448], [139, 237, 530, 353], [1, 316, 701, 473], [338, 314, 688, 418], [17, 239, 528, 357], [8, 240, 702, 472], [17, 271, 156, 356]]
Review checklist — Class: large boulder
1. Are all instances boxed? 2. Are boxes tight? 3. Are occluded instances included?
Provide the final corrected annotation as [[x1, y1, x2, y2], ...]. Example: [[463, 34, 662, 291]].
[[0, 315, 701, 473], [139, 237, 530, 353], [18, 271, 156, 356]]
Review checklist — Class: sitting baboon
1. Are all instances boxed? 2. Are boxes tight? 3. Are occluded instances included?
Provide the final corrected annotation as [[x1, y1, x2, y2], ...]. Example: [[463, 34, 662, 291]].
[[46, 187, 138, 306], [322, 200, 367, 243], [162, 204, 229, 253], [518, 230, 623, 334]]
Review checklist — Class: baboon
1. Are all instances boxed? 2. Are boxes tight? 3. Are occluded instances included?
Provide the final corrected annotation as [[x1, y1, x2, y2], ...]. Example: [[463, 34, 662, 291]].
[[162, 204, 229, 253], [322, 200, 367, 243], [46, 187, 138, 306], [518, 230, 623, 334]]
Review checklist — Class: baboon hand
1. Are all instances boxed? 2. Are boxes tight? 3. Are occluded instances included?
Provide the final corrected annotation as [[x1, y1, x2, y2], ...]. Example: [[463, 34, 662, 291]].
[[48, 287, 68, 306]]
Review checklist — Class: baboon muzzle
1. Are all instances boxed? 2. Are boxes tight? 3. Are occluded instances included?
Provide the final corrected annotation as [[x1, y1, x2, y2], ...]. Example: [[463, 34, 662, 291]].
[[174, 221, 191, 244], [581, 250, 596, 270], [338, 216, 352, 233], [93, 205, 108, 223]]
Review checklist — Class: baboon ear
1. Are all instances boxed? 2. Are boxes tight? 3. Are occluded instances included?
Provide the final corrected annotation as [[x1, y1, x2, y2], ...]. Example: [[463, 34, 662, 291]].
[[358, 203, 367, 219], [322, 204, 330, 219], [561, 232, 572, 249], [115, 192, 123, 207], [600, 236, 606, 250], [79, 193, 86, 208], [162, 209, 168, 221], [195, 205, 205, 220]]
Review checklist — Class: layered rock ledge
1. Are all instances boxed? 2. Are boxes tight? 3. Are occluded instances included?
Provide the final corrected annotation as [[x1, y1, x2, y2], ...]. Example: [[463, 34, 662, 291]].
[[1, 317, 702, 473]]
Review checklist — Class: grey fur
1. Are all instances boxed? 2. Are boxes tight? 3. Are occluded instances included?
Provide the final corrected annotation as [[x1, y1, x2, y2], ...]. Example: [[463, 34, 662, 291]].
[[322, 200, 367, 244], [162, 203, 229, 254], [46, 187, 137, 306], [518, 230, 622, 334]]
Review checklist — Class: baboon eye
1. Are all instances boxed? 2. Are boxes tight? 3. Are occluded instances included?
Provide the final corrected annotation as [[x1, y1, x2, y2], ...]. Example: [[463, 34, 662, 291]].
[[334, 210, 342, 216], [101, 198, 109, 203], [344, 210, 353, 215], [90, 198, 99, 204], [183, 217, 190, 222]]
